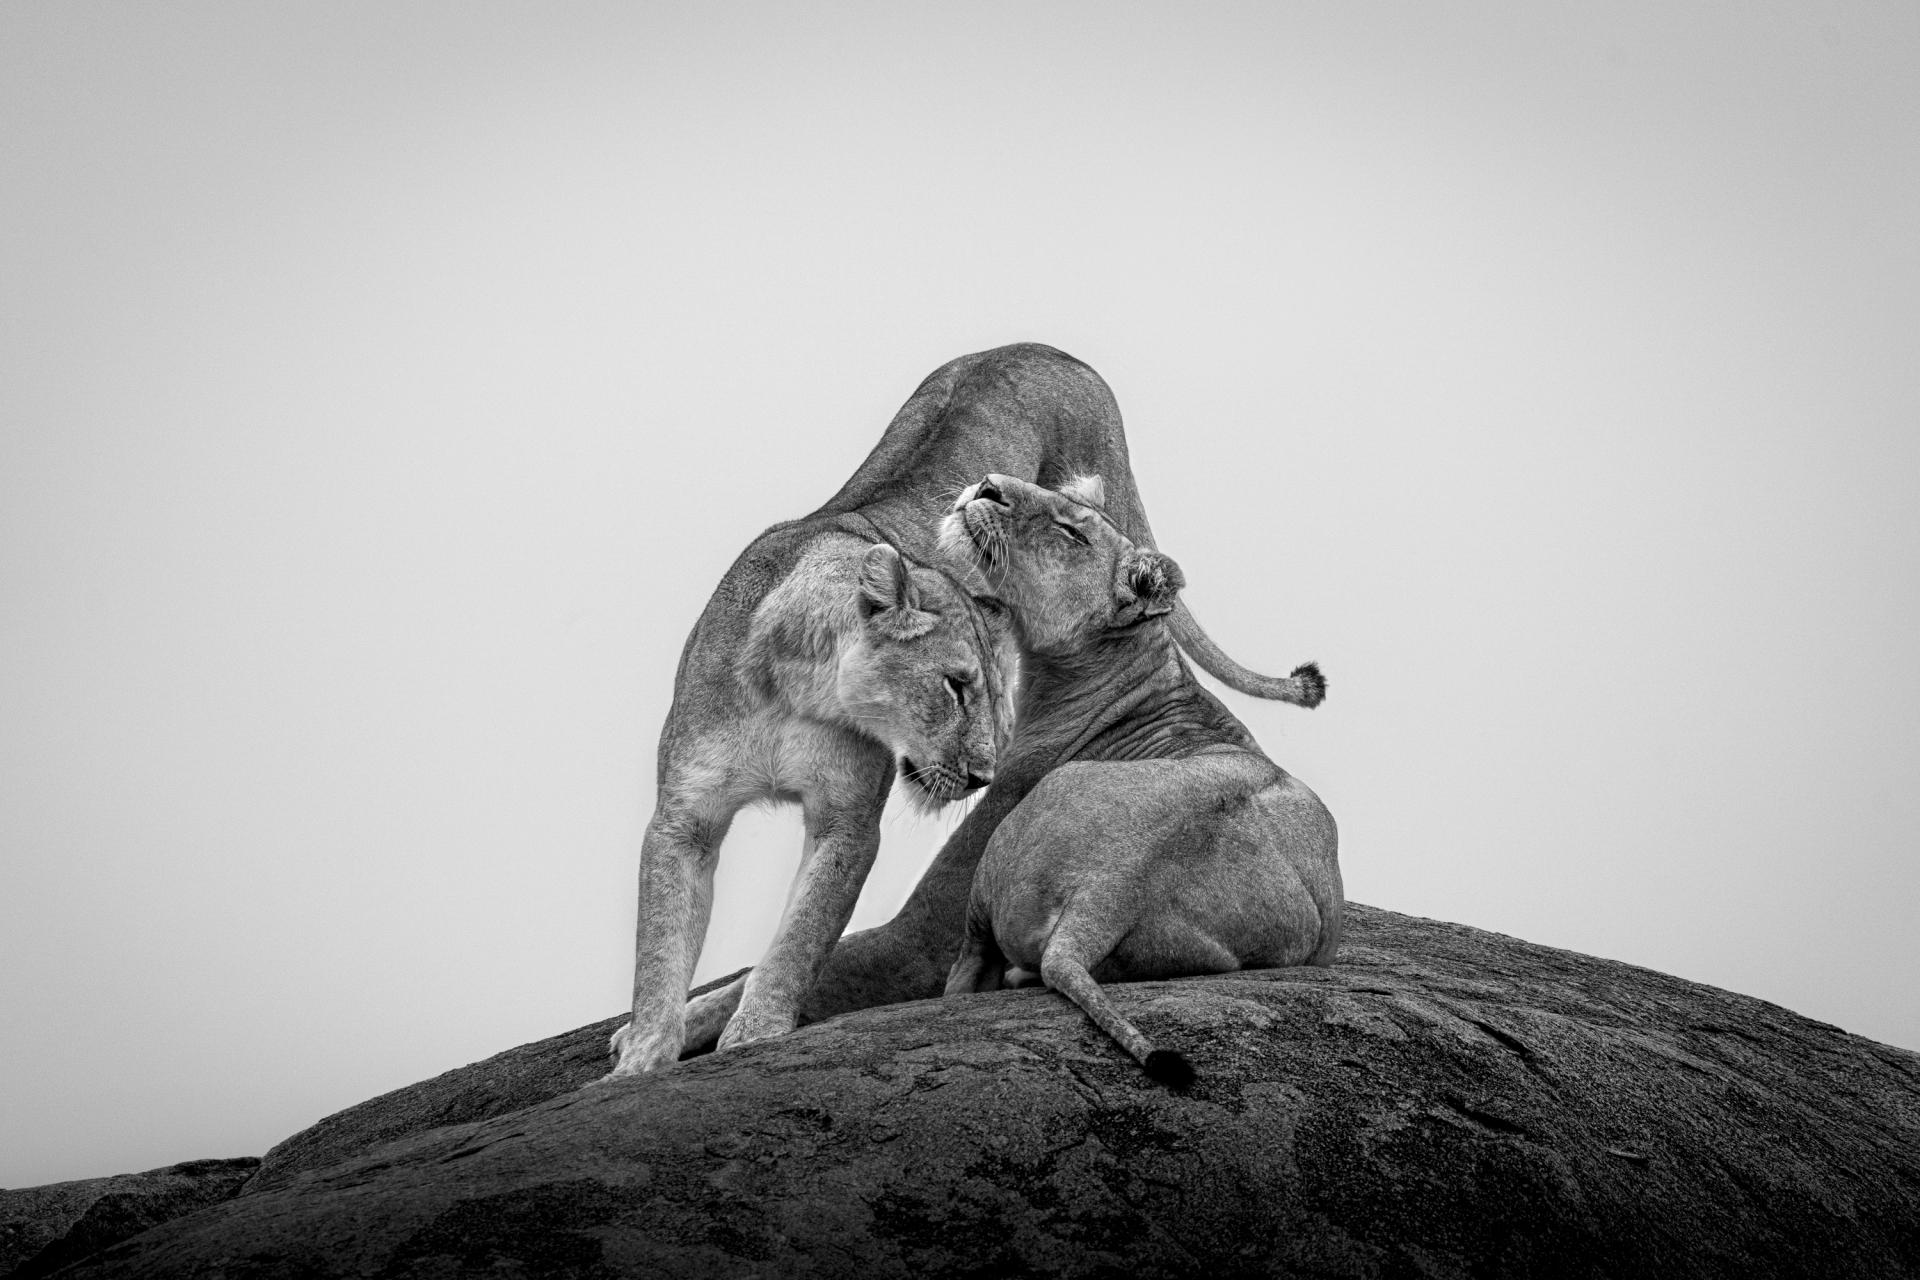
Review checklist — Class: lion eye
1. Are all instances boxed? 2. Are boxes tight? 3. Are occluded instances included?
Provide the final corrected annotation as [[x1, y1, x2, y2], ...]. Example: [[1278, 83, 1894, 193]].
[[1054, 521, 1089, 546], [945, 675, 969, 707]]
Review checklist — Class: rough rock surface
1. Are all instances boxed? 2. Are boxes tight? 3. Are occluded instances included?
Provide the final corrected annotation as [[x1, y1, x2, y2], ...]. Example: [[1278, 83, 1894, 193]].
[[244, 969, 748, 1196], [40, 906, 1920, 1277], [0, 1158, 258, 1279]]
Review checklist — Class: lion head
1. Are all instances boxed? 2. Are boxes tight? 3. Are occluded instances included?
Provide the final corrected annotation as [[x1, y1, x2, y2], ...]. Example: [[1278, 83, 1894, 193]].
[[834, 543, 1016, 811], [939, 473, 1183, 657]]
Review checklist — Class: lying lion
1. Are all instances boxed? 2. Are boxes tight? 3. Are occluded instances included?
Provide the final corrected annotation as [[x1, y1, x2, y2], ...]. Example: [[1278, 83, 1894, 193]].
[[617, 342, 1325, 1072], [940, 473, 1342, 1086]]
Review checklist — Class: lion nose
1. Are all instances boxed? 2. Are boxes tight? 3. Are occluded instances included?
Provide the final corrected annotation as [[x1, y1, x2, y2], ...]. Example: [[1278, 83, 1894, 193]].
[[974, 477, 1006, 506], [965, 771, 992, 792]]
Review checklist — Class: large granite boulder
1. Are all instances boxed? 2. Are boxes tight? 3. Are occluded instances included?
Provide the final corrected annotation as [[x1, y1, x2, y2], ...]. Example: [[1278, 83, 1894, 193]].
[[0, 1158, 257, 1279], [29, 906, 1920, 1276]]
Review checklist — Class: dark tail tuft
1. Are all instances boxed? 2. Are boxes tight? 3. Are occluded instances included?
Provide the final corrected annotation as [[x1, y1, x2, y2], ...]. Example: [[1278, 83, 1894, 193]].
[[1143, 1049, 1196, 1091], [1290, 661, 1327, 709]]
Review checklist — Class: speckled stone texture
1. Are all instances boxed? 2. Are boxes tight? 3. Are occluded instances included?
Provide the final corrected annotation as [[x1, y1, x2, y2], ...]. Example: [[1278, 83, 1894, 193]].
[[0, 1158, 258, 1279], [40, 905, 1920, 1277]]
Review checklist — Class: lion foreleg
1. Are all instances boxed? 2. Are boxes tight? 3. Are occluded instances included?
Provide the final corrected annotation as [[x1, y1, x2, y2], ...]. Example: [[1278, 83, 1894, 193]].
[[719, 805, 883, 1049], [607, 803, 729, 1077]]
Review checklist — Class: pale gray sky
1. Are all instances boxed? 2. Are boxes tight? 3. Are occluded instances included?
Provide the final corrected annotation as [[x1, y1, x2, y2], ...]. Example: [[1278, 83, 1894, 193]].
[[4, 3, 1916, 1188]]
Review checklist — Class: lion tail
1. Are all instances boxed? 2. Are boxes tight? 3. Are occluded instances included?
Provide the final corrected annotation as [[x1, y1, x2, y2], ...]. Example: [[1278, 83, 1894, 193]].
[[1041, 949, 1195, 1090], [1169, 600, 1324, 708]]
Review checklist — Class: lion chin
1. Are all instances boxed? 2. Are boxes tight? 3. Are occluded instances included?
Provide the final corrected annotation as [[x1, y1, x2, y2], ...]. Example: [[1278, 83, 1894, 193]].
[[937, 505, 1002, 582], [900, 757, 979, 813]]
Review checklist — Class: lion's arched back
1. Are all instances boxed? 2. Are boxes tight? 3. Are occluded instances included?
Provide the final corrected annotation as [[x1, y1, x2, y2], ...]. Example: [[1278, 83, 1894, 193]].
[[811, 343, 1156, 553]]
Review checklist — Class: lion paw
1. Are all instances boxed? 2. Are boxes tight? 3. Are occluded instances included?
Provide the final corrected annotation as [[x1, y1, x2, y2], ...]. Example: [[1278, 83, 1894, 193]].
[[601, 1020, 680, 1080]]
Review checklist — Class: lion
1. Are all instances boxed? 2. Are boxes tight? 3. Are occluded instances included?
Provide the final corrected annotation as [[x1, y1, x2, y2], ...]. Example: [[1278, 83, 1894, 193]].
[[604, 532, 1017, 1077], [613, 342, 1326, 1074], [940, 473, 1342, 1087]]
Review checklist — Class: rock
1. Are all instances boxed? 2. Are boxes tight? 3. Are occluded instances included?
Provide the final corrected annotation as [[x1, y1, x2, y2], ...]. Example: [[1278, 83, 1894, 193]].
[[244, 968, 748, 1195], [0, 1158, 257, 1279], [41, 907, 1920, 1276], [244, 1013, 624, 1197]]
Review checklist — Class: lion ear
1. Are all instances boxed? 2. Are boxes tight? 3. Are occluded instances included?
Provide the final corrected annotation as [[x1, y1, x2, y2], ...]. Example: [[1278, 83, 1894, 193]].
[[1115, 548, 1184, 625], [1058, 473, 1107, 510], [860, 543, 933, 639], [859, 543, 917, 615]]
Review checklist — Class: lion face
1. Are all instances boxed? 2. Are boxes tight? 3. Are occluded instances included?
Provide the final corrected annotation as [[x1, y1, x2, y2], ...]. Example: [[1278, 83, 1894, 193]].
[[940, 473, 1183, 657], [835, 545, 1015, 811]]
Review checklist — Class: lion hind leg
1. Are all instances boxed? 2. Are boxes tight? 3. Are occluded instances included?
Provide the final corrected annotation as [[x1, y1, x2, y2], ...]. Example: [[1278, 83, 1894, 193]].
[[1040, 942, 1195, 1090], [680, 973, 747, 1057], [944, 934, 1007, 995], [945, 892, 1008, 995]]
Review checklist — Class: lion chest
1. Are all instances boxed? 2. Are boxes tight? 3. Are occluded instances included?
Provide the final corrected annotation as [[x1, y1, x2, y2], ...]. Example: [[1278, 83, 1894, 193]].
[[684, 711, 888, 819]]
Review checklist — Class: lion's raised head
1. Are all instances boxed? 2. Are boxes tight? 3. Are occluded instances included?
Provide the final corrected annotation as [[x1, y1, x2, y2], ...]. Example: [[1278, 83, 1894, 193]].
[[940, 473, 1183, 657], [835, 543, 1016, 811]]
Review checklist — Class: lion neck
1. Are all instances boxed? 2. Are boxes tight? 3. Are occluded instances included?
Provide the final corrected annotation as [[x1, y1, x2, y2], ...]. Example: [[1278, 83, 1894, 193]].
[[1008, 618, 1256, 769]]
